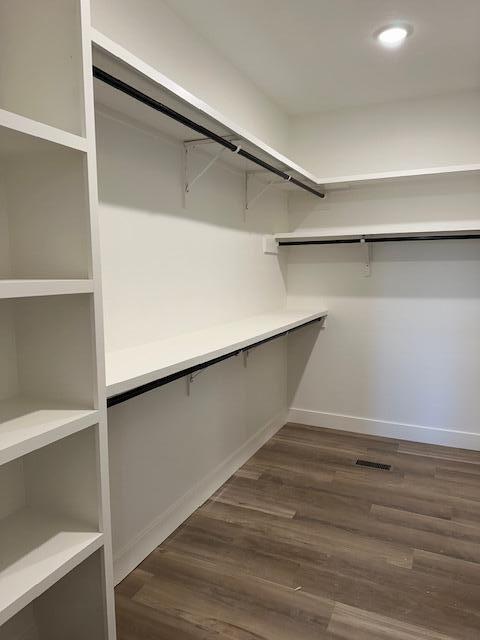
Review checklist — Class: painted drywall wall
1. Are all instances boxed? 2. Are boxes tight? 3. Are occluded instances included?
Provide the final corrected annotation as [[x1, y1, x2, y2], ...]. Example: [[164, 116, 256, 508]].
[[95, 108, 289, 581], [289, 90, 480, 180], [287, 175, 480, 448], [91, 0, 289, 154]]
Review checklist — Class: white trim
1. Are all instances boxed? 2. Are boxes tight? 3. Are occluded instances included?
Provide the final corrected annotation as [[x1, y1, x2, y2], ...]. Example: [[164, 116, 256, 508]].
[[288, 408, 480, 451], [113, 410, 287, 585]]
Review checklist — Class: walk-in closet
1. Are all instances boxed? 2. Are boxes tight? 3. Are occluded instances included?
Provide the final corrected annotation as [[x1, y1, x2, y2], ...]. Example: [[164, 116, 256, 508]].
[[1, 1, 480, 639]]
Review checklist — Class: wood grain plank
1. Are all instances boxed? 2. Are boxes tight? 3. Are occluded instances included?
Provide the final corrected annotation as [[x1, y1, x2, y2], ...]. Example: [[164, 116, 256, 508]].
[[327, 602, 457, 640]]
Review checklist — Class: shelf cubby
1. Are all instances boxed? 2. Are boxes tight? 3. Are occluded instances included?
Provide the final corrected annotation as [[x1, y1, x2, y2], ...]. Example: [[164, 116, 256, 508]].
[[0, 550, 106, 639], [0, 294, 96, 464], [0, 0, 85, 136], [0, 122, 91, 280], [0, 426, 102, 626]]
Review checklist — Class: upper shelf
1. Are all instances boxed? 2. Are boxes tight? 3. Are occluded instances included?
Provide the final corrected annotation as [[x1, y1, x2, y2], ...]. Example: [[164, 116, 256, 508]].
[[91, 30, 480, 193], [275, 221, 480, 245], [91, 29, 319, 190], [106, 309, 327, 399]]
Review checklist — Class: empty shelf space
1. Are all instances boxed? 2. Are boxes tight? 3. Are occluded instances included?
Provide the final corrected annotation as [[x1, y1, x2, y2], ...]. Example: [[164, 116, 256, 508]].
[[0, 398, 98, 466], [0, 280, 94, 299], [106, 309, 327, 398], [0, 109, 87, 154], [0, 508, 103, 626]]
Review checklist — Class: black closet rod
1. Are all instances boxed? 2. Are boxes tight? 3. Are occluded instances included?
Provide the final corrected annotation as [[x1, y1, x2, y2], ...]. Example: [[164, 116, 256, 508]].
[[107, 316, 323, 407], [93, 66, 325, 200], [279, 234, 480, 246]]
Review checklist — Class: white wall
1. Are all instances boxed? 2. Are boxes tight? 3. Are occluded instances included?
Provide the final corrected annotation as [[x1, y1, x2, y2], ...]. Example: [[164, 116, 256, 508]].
[[289, 90, 480, 180], [91, 0, 289, 154], [287, 175, 480, 448], [95, 107, 289, 581]]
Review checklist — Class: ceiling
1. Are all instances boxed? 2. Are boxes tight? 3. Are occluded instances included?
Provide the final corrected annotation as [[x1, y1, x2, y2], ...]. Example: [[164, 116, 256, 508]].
[[165, 0, 480, 115]]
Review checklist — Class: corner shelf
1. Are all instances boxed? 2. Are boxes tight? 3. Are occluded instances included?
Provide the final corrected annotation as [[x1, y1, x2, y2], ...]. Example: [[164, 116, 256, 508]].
[[0, 280, 94, 299], [0, 508, 103, 626], [0, 399, 98, 466], [106, 309, 328, 400], [91, 31, 480, 193]]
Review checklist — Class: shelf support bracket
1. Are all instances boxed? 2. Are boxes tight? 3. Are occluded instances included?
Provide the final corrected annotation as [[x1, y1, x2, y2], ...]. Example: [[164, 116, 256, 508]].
[[186, 370, 202, 396], [360, 238, 371, 277], [185, 145, 225, 194]]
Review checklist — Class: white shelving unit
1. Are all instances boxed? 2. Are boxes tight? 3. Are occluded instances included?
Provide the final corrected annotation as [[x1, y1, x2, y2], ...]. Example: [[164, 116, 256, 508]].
[[106, 309, 327, 399], [0, 2, 115, 639]]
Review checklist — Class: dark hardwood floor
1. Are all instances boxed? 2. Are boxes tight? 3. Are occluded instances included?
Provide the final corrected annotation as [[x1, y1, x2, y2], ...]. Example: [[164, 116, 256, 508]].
[[115, 423, 480, 639]]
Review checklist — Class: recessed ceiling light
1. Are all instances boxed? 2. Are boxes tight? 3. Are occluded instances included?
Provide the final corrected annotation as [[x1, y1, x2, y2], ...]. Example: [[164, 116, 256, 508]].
[[377, 25, 412, 47]]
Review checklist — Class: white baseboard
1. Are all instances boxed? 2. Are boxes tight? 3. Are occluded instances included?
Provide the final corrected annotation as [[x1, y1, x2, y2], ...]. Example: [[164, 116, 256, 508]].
[[288, 408, 480, 451], [113, 410, 287, 585]]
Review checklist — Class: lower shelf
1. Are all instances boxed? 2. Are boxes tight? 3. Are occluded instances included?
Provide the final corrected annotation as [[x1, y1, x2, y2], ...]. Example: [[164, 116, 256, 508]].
[[106, 309, 328, 400], [0, 508, 103, 626], [0, 398, 98, 466]]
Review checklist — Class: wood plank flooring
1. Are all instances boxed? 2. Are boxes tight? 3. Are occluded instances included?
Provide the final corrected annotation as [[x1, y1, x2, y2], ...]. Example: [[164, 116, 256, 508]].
[[115, 423, 480, 639]]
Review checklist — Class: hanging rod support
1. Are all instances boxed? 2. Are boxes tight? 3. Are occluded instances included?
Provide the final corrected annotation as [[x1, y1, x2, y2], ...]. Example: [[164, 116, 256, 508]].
[[185, 146, 225, 193], [360, 238, 371, 277], [92, 66, 325, 200]]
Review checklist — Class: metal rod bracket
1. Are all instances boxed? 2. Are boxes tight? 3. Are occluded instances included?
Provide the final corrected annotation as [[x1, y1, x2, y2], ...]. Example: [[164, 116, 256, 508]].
[[360, 238, 371, 277]]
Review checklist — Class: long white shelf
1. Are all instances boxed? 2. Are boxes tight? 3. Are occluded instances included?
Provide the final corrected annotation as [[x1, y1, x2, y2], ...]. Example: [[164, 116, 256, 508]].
[[0, 108, 88, 154], [91, 30, 480, 192], [0, 399, 98, 466], [317, 163, 480, 189], [106, 309, 327, 398], [275, 221, 480, 244], [91, 29, 318, 185], [0, 508, 103, 626], [0, 280, 94, 299]]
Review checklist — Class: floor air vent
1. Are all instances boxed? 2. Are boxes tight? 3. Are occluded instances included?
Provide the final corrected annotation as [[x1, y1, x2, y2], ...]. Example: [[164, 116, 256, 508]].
[[355, 459, 391, 471]]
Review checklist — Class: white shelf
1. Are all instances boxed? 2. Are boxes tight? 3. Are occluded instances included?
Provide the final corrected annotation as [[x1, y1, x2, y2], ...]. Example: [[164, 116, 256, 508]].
[[275, 222, 480, 244], [317, 163, 480, 189], [0, 108, 87, 154], [90, 31, 480, 192], [0, 280, 94, 299], [0, 398, 98, 466], [106, 309, 328, 397], [91, 28, 318, 186], [0, 508, 103, 626]]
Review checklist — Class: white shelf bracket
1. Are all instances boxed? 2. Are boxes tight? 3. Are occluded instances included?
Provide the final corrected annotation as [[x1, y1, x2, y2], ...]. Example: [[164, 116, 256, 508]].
[[245, 173, 277, 210], [186, 370, 202, 396], [243, 350, 250, 367], [360, 238, 372, 277], [184, 144, 225, 194]]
